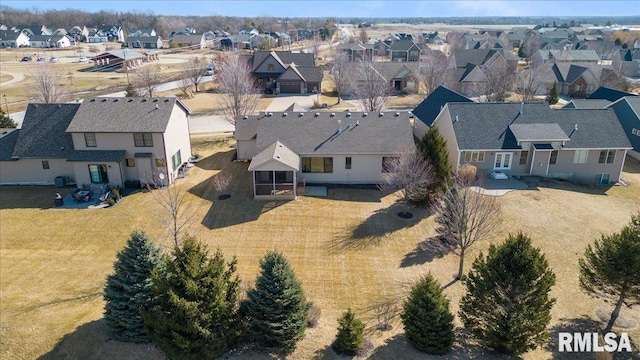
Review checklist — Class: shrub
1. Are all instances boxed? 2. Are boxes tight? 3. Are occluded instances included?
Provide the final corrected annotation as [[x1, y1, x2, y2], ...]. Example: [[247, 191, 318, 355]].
[[307, 304, 321, 328], [457, 164, 477, 186], [333, 308, 365, 356]]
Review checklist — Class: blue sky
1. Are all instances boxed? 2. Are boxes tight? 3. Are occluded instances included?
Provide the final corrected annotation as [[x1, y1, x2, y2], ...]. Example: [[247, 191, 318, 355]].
[[2, 1, 639, 18]]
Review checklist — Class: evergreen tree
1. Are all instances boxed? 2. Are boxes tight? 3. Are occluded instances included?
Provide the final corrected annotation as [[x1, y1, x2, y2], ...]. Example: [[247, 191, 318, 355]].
[[333, 308, 365, 355], [124, 83, 139, 97], [401, 274, 455, 355], [545, 82, 559, 105], [459, 233, 556, 356], [103, 230, 160, 342], [0, 109, 17, 128], [579, 213, 640, 333], [143, 236, 242, 360], [418, 126, 451, 202], [242, 251, 311, 355]]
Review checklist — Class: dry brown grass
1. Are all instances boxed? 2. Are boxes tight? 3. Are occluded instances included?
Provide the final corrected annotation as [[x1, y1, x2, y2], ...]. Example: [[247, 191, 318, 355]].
[[1, 137, 639, 359]]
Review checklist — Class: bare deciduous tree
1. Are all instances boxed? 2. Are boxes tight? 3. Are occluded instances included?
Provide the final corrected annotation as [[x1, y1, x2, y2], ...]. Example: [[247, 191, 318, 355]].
[[351, 60, 391, 112], [32, 62, 70, 103], [330, 53, 352, 104], [358, 27, 368, 43], [146, 178, 203, 247], [478, 61, 516, 102], [379, 147, 434, 205], [216, 52, 260, 125], [515, 65, 546, 101], [432, 179, 502, 280], [184, 56, 208, 93], [134, 64, 161, 97], [520, 32, 542, 60], [599, 68, 630, 91], [418, 50, 449, 97], [178, 78, 192, 98]]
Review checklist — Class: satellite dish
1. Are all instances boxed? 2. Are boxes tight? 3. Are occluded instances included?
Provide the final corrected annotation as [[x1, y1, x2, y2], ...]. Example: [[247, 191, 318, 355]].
[[159, 173, 165, 180]]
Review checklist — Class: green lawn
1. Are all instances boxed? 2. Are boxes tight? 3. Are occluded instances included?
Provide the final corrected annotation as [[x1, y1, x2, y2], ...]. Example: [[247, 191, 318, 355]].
[[1, 137, 639, 359]]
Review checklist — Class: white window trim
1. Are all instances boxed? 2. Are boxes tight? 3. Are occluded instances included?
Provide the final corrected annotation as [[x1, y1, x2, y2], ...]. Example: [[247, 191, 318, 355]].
[[464, 151, 485, 162], [494, 152, 512, 170], [573, 149, 588, 164]]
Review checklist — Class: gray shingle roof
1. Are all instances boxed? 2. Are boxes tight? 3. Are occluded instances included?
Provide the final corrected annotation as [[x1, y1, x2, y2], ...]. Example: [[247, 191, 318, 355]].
[[588, 87, 638, 102], [370, 62, 419, 81], [295, 66, 323, 83], [248, 141, 300, 171], [0, 129, 20, 161], [236, 111, 414, 155], [248, 51, 315, 71], [66, 97, 189, 133], [67, 150, 126, 162], [12, 104, 80, 159], [562, 99, 611, 109], [445, 102, 631, 150], [509, 124, 569, 142], [390, 39, 418, 51], [412, 86, 473, 127]]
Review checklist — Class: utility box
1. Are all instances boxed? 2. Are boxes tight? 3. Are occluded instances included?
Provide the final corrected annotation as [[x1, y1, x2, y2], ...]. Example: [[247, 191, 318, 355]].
[[54, 176, 66, 188]]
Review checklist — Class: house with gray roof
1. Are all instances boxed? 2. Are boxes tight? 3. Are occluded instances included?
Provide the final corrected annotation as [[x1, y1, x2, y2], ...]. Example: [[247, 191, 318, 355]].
[[612, 49, 640, 78], [28, 34, 70, 48], [433, 102, 631, 184], [606, 97, 640, 160], [0, 98, 192, 188], [235, 110, 415, 199], [588, 86, 638, 102], [169, 33, 206, 49], [389, 39, 421, 62], [125, 35, 163, 49], [244, 51, 321, 94], [0, 30, 29, 47], [412, 86, 473, 138], [336, 39, 374, 62]]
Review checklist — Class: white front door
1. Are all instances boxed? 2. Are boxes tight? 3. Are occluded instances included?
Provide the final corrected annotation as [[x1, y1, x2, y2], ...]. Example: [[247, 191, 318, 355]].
[[494, 152, 512, 170]]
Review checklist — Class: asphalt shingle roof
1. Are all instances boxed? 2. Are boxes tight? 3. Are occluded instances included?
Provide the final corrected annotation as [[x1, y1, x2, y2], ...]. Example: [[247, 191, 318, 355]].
[[562, 99, 611, 109], [0, 129, 20, 161], [66, 97, 189, 133], [12, 104, 79, 159], [445, 102, 631, 150], [509, 124, 569, 142], [236, 111, 415, 155], [248, 141, 300, 171], [412, 86, 473, 127], [67, 150, 126, 162], [248, 51, 315, 71], [588, 87, 638, 102]]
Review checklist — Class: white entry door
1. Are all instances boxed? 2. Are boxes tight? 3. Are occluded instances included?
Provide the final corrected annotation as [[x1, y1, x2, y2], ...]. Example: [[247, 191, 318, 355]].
[[494, 152, 512, 170]]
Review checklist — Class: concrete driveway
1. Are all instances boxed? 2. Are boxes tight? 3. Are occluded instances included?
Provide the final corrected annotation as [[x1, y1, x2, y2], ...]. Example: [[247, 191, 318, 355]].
[[265, 94, 319, 111]]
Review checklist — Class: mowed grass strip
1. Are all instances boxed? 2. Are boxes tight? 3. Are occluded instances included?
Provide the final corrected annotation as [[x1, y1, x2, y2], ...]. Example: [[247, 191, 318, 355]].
[[1, 137, 639, 359]]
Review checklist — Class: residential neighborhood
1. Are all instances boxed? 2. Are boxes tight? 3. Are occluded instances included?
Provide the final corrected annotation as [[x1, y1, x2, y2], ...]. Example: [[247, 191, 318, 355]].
[[1, 3, 639, 360]]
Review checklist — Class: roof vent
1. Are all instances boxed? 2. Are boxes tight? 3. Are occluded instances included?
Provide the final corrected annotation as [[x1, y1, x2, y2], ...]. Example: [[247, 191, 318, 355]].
[[128, 99, 133, 102], [243, 115, 248, 120], [90, 99, 96, 102], [153, 99, 158, 102], [337, 119, 342, 133], [574, 124, 578, 131], [395, 112, 400, 117], [113, 99, 118, 102], [346, 112, 351, 117], [101, 99, 107, 102], [164, 99, 170, 102], [155, 104, 159, 109], [283, 112, 287, 117], [330, 112, 335, 117], [379, 112, 384, 117], [314, 112, 319, 117], [299, 112, 304, 117], [141, 99, 147, 102], [455, 115, 459, 123], [356, 120, 360, 126], [267, 112, 272, 117], [519, 102, 524, 114], [363, 113, 368, 117]]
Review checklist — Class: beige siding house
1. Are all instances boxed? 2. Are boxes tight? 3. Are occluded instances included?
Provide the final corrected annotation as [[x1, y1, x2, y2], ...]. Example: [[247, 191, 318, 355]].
[[0, 98, 192, 190], [430, 102, 632, 185], [235, 110, 415, 199]]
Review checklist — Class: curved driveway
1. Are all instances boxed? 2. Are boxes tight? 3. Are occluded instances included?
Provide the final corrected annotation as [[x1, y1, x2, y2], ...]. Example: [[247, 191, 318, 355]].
[[0, 70, 26, 87]]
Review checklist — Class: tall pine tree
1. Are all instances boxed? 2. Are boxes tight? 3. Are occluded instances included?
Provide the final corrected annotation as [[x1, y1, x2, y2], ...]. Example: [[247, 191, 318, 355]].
[[103, 230, 160, 342], [418, 126, 451, 202], [545, 82, 559, 105], [401, 274, 455, 355], [0, 108, 17, 128], [459, 233, 556, 356], [143, 236, 242, 359], [579, 213, 640, 332], [242, 251, 311, 355]]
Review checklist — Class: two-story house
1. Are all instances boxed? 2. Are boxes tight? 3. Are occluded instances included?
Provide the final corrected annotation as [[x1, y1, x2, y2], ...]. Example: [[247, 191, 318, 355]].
[[0, 98, 192, 189], [389, 39, 421, 62], [244, 51, 321, 94], [0, 30, 30, 47]]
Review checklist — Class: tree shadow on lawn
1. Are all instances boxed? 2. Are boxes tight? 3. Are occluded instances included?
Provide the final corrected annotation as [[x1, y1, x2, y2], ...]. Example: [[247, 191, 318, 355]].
[[326, 201, 428, 254], [38, 319, 166, 360], [369, 329, 513, 360], [520, 176, 613, 196], [546, 316, 640, 359], [193, 148, 236, 171], [399, 235, 457, 268]]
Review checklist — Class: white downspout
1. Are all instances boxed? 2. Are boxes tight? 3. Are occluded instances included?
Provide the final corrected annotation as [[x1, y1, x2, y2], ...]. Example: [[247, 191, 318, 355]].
[[617, 149, 628, 182], [530, 150, 536, 175], [252, 171, 256, 198], [545, 151, 552, 176]]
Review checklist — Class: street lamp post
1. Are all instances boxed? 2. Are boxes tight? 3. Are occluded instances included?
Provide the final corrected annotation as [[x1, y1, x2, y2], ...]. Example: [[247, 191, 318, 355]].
[[2, 95, 10, 119]]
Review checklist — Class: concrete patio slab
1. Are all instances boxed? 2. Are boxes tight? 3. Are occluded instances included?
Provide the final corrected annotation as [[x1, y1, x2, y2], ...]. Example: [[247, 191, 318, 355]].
[[470, 177, 528, 196]]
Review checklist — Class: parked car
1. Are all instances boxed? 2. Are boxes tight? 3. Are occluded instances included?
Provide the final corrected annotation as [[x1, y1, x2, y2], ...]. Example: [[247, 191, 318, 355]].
[[78, 56, 89, 63], [49, 57, 59, 63], [21, 56, 32, 62], [36, 57, 46, 62], [204, 69, 214, 76]]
